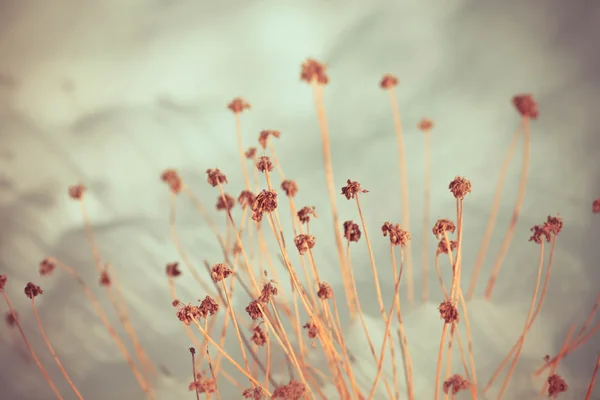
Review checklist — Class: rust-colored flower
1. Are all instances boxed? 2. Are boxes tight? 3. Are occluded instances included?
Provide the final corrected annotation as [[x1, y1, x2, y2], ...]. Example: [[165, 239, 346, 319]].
[[381, 222, 411, 247], [166, 262, 181, 278], [251, 189, 278, 221], [380, 74, 398, 89], [39, 258, 56, 276], [258, 282, 278, 303], [273, 379, 306, 400], [216, 193, 235, 211], [317, 282, 333, 300], [238, 190, 256, 209], [281, 180, 298, 197], [5, 311, 17, 327], [418, 118, 434, 131], [246, 300, 263, 320], [245, 147, 257, 159], [341, 179, 368, 200], [547, 374, 568, 398], [513, 94, 538, 119], [0, 274, 6, 291], [437, 240, 458, 255], [227, 97, 251, 114], [68, 184, 86, 200], [529, 215, 563, 244], [198, 296, 219, 318], [176, 303, 201, 325], [211, 263, 232, 283], [443, 374, 469, 395], [258, 130, 281, 149], [343, 221, 361, 242], [448, 176, 471, 200], [303, 320, 318, 339], [243, 387, 264, 399], [300, 59, 329, 85], [161, 169, 182, 194], [99, 270, 111, 286], [250, 325, 267, 347], [439, 300, 459, 323], [432, 219, 456, 238], [593, 198, 600, 214], [256, 156, 274, 173], [206, 168, 228, 187], [189, 372, 216, 394], [294, 234, 316, 255], [297, 206, 317, 224], [24, 282, 43, 299]]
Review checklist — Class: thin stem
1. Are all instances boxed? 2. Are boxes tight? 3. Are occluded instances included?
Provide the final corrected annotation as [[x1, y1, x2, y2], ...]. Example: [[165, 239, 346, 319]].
[[585, 353, 600, 400], [422, 129, 431, 302], [235, 112, 251, 190], [204, 319, 222, 400]]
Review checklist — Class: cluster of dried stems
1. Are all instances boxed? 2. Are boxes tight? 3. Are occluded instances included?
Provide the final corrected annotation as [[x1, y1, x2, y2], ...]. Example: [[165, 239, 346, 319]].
[[1, 59, 600, 400]]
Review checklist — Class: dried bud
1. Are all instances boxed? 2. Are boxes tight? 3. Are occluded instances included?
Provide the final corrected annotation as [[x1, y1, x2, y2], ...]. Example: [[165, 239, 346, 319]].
[[343, 221, 361, 242], [68, 184, 86, 200], [39, 258, 56, 276], [258, 130, 281, 149], [547, 374, 568, 398], [0, 274, 6, 291], [245, 147, 257, 159], [432, 219, 456, 238], [243, 387, 264, 400], [211, 263, 232, 283], [437, 240, 458, 255], [317, 282, 333, 300], [341, 179, 368, 200], [529, 215, 563, 244], [256, 156, 274, 173], [206, 169, 228, 187], [216, 193, 235, 211], [24, 282, 43, 299], [177, 303, 201, 325], [198, 296, 219, 318], [272, 379, 306, 400], [246, 300, 263, 320], [227, 97, 251, 114], [189, 372, 216, 394], [300, 59, 329, 85], [238, 190, 256, 209], [418, 118, 434, 131], [513, 94, 538, 119], [380, 74, 398, 89], [381, 222, 410, 247], [161, 169, 183, 194], [258, 282, 278, 303], [166, 262, 181, 278], [303, 320, 318, 339], [5, 311, 17, 327], [448, 176, 472, 200], [251, 189, 278, 221], [443, 374, 469, 395], [294, 234, 316, 255], [297, 206, 317, 224], [281, 180, 299, 197], [250, 325, 267, 347], [593, 198, 600, 214], [439, 300, 459, 323]]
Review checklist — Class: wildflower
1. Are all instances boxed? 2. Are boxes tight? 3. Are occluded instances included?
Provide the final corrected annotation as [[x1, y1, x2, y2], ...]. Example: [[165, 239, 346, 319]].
[[99, 270, 111, 286], [343, 221, 361, 242], [432, 219, 456, 238], [300, 59, 328, 85], [437, 240, 458, 255], [303, 320, 318, 339], [547, 374, 568, 398], [281, 180, 298, 197], [381, 222, 411, 247], [443, 374, 469, 395], [198, 296, 219, 318], [258, 130, 280, 149], [439, 300, 459, 323], [243, 387, 264, 399], [513, 94, 539, 119], [166, 262, 181, 278], [216, 193, 235, 211], [273, 379, 306, 400], [245, 300, 263, 320], [317, 282, 333, 300], [245, 147, 257, 159], [448, 176, 472, 200], [206, 168, 228, 187], [294, 234, 316, 255], [227, 97, 250, 114], [256, 156, 274, 173], [24, 283, 43, 299], [252, 189, 278, 221], [238, 190, 256, 209], [418, 118, 434, 131], [210, 263, 232, 283], [161, 169, 182, 194], [39, 258, 56, 276], [380, 74, 398, 89], [189, 372, 216, 394], [68, 184, 86, 200], [250, 325, 267, 347], [258, 282, 278, 303], [297, 206, 317, 224], [341, 179, 368, 200]]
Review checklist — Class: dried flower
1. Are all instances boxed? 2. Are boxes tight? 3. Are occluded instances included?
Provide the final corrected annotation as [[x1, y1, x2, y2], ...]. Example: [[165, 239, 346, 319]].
[[272, 379, 306, 400], [216, 193, 235, 211], [317, 282, 333, 300], [381, 222, 411, 247], [281, 180, 298, 197], [343, 221, 361, 242], [161, 169, 182, 194], [39, 258, 56, 276], [300, 59, 329, 85], [258, 130, 281, 149], [246, 300, 263, 320], [211, 263, 232, 283], [547, 374, 568, 398], [68, 184, 86, 200], [380, 74, 398, 89], [593, 197, 600, 214], [252, 189, 278, 221], [443, 374, 469, 395], [99, 270, 111, 286], [189, 372, 216, 394], [513, 94, 539, 119], [5, 311, 17, 327], [198, 296, 219, 318], [303, 320, 318, 339], [341, 179, 368, 200], [24, 282, 42, 299], [166, 262, 181, 278], [250, 325, 267, 347], [448, 176, 472, 200], [227, 97, 251, 114], [529, 215, 563, 244], [238, 190, 256, 209], [418, 118, 434, 131], [176, 303, 201, 325], [256, 156, 274, 173], [206, 168, 228, 187], [437, 240, 458, 255], [294, 234, 316, 255], [258, 282, 278, 303], [432, 219, 456, 238], [245, 147, 257, 159], [0, 274, 6, 291], [243, 387, 264, 399], [297, 206, 317, 224], [439, 300, 459, 323]]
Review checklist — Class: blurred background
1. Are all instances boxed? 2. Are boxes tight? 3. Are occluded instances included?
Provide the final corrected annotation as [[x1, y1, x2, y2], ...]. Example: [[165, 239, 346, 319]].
[[0, 0, 599, 398]]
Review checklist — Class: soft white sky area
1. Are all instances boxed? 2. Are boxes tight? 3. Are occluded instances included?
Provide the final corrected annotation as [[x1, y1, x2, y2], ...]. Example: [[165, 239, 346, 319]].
[[0, 0, 599, 399]]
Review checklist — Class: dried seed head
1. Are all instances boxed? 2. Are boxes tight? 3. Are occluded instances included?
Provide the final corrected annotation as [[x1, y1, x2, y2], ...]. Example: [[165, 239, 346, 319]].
[[161, 169, 183, 194], [250, 325, 267, 347], [245, 147, 257, 159], [258, 130, 281, 149], [245, 300, 263, 320], [172, 299, 181, 307], [380, 74, 398, 89], [300, 59, 329, 85], [0, 274, 6, 291], [273, 379, 306, 400], [303, 320, 318, 339], [256, 156, 274, 173], [39, 258, 56, 276], [99, 270, 111, 286], [227, 97, 251, 114], [317, 282, 333, 300], [238, 190, 256, 209], [297, 206, 317, 224], [176, 303, 201, 325], [343, 221, 361, 242], [439, 300, 459, 323], [68, 184, 86, 200], [529, 215, 563, 244], [198, 296, 219, 318], [443, 374, 469, 395], [418, 118, 434, 131], [206, 168, 228, 187], [243, 387, 264, 400], [547, 374, 568, 398], [437, 239, 458, 255], [251, 189, 278, 221], [189, 372, 216, 394], [259, 282, 278, 303], [593, 198, 600, 214], [545, 215, 563, 236], [341, 179, 368, 200], [281, 180, 299, 197], [210, 263, 232, 282], [216, 193, 235, 211], [294, 234, 316, 255], [189, 347, 195, 355], [24, 282, 43, 299], [513, 94, 539, 119], [449, 176, 472, 200], [432, 219, 456, 238], [5, 311, 17, 327], [381, 222, 411, 247], [166, 262, 181, 278]]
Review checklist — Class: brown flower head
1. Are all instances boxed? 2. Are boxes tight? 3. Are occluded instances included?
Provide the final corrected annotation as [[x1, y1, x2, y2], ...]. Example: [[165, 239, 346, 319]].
[[206, 168, 228, 187], [250, 325, 267, 347], [380, 74, 398, 89], [227, 97, 251, 114], [432, 219, 456, 238], [245, 147, 257, 159], [418, 118, 434, 131], [547, 374, 568, 398], [443, 374, 469, 395], [317, 282, 333, 300], [513, 94, 539, 119], [297, 206, 317, 224], [258, 282, 278, 303], [99, 270, 111, 286], [341, 179, 368, 200], [449, 176, 472, 200], [166, 262, 181, 278], [198, 296, 219, 318], [176, 303, 201, 325], [245, 300, 263, 320], [24, 282, 43, 299], [294, 234, 316, 255], [343, 221, 361, 242], [216, 193, 235, 211], [281, 180, 298, 197], [161, 169, 182, 194], [439, 300, 459, 323], [258, 130, 281, 149], [251, 189, 278, 221], [243, 387, 264, 400], [5, 311, 17, 327], [529, 215, 563, 244], [544, 215, 563, 236], [256, 156, 274, 173], [68, 184, 86, 200], [303, 320, 318, 339], [381, 222, 411, 247], [0, 274, 6, 291], [593, 198, 600, 214], [189, 372, 216, 394], [437, 239, 458, 255], [211, 263, 232, 283], [272, 379, 306, 400], [238, 190, 256, 209], [39, 258, 56, 276], [300, 59, 329, 85]]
